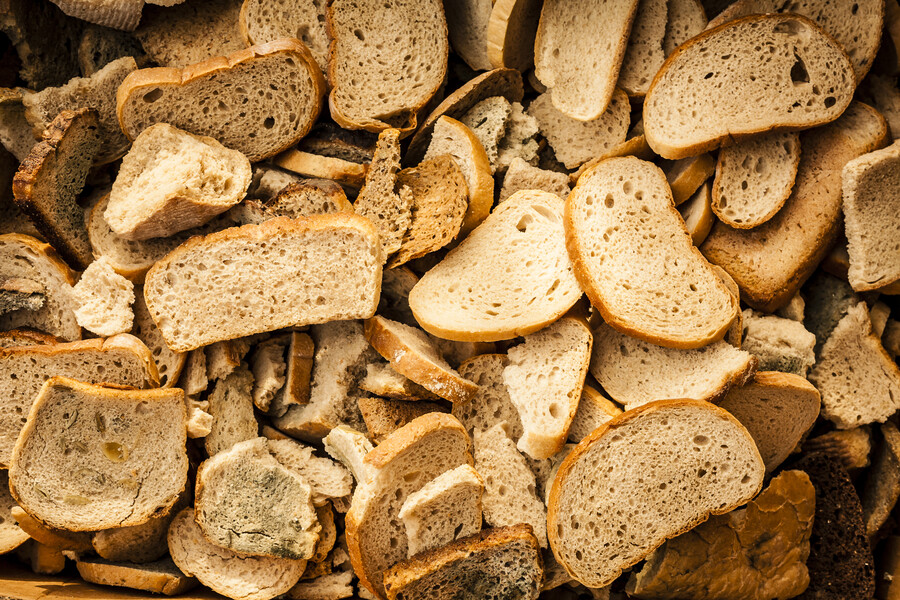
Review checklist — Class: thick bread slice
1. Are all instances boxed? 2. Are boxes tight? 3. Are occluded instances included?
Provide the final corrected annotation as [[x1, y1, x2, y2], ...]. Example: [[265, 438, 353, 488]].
[[327, 0, 447, 133], [383, 524, 542, 600], [240, 0, 329, 74], [664, 0, 708, 55], [665, 153, 716, 206], [275, 150, 368, 190], [323, 425, 375, 484], [131, 288, 185, 388], [9, 377, 187, 532], [168, 507, 306, 600], [534, 0, 640, 121], [678, 181, 714, 246], [205, 366, 258, 457], [409, 190, 581, 342], [567, 385, 622, 444], [0, 277, 45, 315], [566, 157, 738, 348], [144, 215, 382, 352], [71, 256, 135, 337], [0, 470, 29, 554], [453, 354, 523, 440], [358, 396, 447, 443], [644, 15, 854, 160], [486, 0, 542, 71], [117, 39, 326, 162], [499, 157, 570, 202], [360, 362, 441, 402], [741, 309, 816, 376], [617, 0, 669, 97], [267, 437, 353, 506], [48, 0, 142, 31], [0, 329, 60, 348], [76, 557, 198, 596], [547, 400, 765, 588], [712, 132, 801, 229], [445, 0, 493, 71], [354, 129, 411, 257], [92, 491, 189, 563], [10, 505, 92, 552]]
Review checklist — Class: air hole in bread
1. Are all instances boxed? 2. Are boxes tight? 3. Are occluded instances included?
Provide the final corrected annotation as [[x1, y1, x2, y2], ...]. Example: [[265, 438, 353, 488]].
[[516, 215, 533, 232], [143, 88, 163, 103], [824, 96, 837, 108], [790, 54, 810, 85]]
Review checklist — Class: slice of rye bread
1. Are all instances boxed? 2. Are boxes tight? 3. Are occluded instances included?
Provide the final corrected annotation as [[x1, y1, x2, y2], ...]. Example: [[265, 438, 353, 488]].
[[534, 0, 640, 121], [0, 277, 44, 314], [364, 316, 478, 403], [75, 557, 198, 596], [12, 108, 101, 270], [409, 190, 582, 342], [239, 0, 329, 74], [358, 396, 447, 443], [92, 491, 190, 564], [701, 101, 889, 312], [643, 15, 855, 160], [48, 0, 143, 31], [71, 256, 135, 338], [323, 425, 375, 484], [547, 400, 765, 588], [664, 0, 708, 56], [0, 470, 30, 554], [168, 507, 307, 600], [326, 0, 448, 133], [143, 214, 382, 352], [0, 328, 61, 348], [360, 362, 442, 402], [566, 156, 738, 349], [9, 377, 187, 532], [445, 0, 493, 71], [567, 385, 622, 444], [345, 413, 472, 598], [617, 0, 669, 97], [204, 366, 258, 457], [678, 181, 715, 246], [664, 153, 716, 206], [266, 436, 353, 506], [741, 309, 816, 376], [117, 39, 326, 163], [453, 354, 524, 440], [354, 128, 411, 257], [131, 288, 185, 388], [486, 0, 543, 71], [499, 157, 570, 202]]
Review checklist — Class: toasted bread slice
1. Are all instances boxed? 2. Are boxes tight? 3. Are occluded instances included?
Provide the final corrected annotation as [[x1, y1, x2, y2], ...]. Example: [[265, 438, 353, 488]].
[[76, 557, 198, 596], [664, 0, 707, 55], [240, 0, 329, 74], [486, 0, 543, 71]]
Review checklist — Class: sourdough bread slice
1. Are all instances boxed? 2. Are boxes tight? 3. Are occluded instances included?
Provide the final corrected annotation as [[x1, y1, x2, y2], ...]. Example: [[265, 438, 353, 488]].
[[204, 366, 259, 457], [131, 288, 185, 388], [358, 396, 447, 444], [354, 128, 411, 257], [453, 354, 523, 440], [678, 181, 714, 246], [0, 469, 29, 554], [240, 0, 329, 74], [445, 0, 493, 71], [71, 256, 135, 337], [617, 0, 669, 97], [76, 557, 198, 596], [567, 385, 622, 444], [665, 153, 715, 206], [267, 437, 353, 507], [359, 362, 441, 402], [48, 0, 142, 31], [499, 157, 570, 202], [664, 0, 708, 55]]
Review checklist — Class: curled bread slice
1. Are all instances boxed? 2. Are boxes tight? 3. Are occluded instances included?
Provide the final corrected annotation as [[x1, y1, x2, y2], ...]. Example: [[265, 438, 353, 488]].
[[76, 557, 198, 596], [548, 400, 765, 588], [486, 0, 543, 71], [117, 39, 326, 162]]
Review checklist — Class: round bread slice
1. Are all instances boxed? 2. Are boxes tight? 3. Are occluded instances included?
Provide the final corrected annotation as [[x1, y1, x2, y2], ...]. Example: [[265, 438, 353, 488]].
[[547, 399, 765, 588]]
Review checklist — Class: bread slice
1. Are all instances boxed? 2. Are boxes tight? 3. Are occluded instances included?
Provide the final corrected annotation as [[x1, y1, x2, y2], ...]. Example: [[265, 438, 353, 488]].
[[741, 309, 816, 376], [548, 400, 764, 588], [859, 74, 900, 142], [267, 437, 353, 507], [14, 539, 66, 575], [567, 385, 622, 444], [664, 0, 707, 55], [47, 0, 142, 31], [802, 270, 861, 353], [383, 524, 542, 600], [9, 504, 92, 552], [0, 277, 44, 315], [117, 39, 326, 163], [677, 181, 714, 246], [250, 334, 288, 412], [275, 150, 368, 190], [805, 427, 872, 472], [453, 354, 523, 439], [205, 366, 259, 457], [168, 507, 307, 600], [323, 425, 375, 484], [76, 23, 148, 77], [486, 0, 542, 70], [241, 179, 353, 225], [12, 108, 101, 270], [861, 422, 900, 541], [0, 328, 60, 348], [354, 128, 411, 257], [71, 256, 135, 337], [410, 190, 581, 342], [0, 469, 29, 554], [644, 15, 854, 160], [500, 157, 569, 202], [358, 396, 446, 443], [665, 153, 715, 206], [534, 0, 640, 121], [460, 96, 511, 173], [287, 569, 354, 600], [617, 0, 669, 97], [76, 557, 197, 596], [327, 0, 447, 133], [206, 338, 254, 382], [359, 362, 441, 402], [131, 288, 185, 388], [445, 0, 492, 71], [144, 215, 382, 352], [240, 0, 329, 74], [712, 132, 800, 229], [0, 88, 39, 162], [179, 349, 208, 397], [92, 491, 189, 564], [9, 377, 187, 531], [566, 157, 738, 348]]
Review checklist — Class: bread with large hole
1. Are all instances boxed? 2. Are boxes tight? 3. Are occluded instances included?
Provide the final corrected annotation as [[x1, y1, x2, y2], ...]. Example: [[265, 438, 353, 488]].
[[239, 0, 329, 74]]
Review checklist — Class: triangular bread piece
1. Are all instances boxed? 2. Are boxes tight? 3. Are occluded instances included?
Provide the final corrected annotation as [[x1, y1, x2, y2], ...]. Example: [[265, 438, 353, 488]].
[[567, 385, 622, 443], [354, 128, 411, 257]]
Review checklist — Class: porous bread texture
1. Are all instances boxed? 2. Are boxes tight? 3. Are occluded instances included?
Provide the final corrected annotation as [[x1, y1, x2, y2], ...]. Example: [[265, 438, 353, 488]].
[[500, 157, 570, 202], [204, 366, 258, 457], [712, 132, 801, 229], [527, 90, 630, 170], [486, 0, 543, 71], [503, 317, 592, 460], [445, 0, 493, 71], [453, 354, 524, 440], [354, 128, 411, 257], [9, 377, 187, 532], [0, 334, 157, 468], [240, 0, 329, 74], [358, 396, 447, 443], [323, 425, 375, 484], [842, 140, 900, 292], [327, 0, 448, 132], [409, 190, 582, 342], [548, 400, 765, 588], [0, 89, 38, 162], [131, 288, 185, 388], [250, 335, 287, 412], [105, 123, 252, 241], [567, 386, 622, 444], [496, 101, 540, 171], [460, 96, 510, 171], [644, 15, 855, 160], [75, 557, 198, 596], [71, 256, 135, 337], [267, 437, 353, 506], [48, 0, 142, 31], [741, 309, 816, 376], [143, 215, 382, 352], [0, 469, 29, 554], [566, 156, 738, 349], [534, 0, 640, 121], [117, 39, 326, 162], [664, 0, 708, 56], [360, 362, 440, 401], [168, 507, 306, 600], [617, 0, 669, 97], [76, 23, 147, 77], [239, 179, 353, 225]]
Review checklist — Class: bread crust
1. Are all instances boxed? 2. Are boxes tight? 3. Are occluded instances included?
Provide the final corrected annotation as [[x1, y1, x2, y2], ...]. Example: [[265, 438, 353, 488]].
[[487, 0, 544, 71], [76, 558, 198, 596], [0, 233, 77, 290], [274, 149, 368, 189]]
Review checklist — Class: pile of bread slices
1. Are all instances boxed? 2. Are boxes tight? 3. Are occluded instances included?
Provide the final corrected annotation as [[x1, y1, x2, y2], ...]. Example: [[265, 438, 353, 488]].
[[2, 0, 900, 599]]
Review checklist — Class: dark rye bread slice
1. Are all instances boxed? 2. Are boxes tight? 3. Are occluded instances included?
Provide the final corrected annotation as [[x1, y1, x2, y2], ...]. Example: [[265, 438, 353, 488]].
[[117, 39, 326, 162]]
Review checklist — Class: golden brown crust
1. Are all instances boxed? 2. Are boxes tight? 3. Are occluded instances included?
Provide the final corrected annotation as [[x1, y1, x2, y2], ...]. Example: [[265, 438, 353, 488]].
[[9, 506, 93, 553], [487, 0, 544, 72], [435, 117, 495, 235], [570, 134, 656, 185], [0, 328, 62, 347], [0, 234, 78, 289], [669, 153, 716, 206], [274, 149, 368, 189], [75, 559, 199, 596]]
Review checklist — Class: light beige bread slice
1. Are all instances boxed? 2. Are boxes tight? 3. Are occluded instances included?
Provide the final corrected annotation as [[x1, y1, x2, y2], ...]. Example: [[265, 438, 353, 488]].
[[548, 399, 765, 588], [48, 0, 142, 31], [323, 425, 375, 484], [358, 396, 447, 443], [131, 288, 185, 388], [486, 0, 542, 71], [9, 377, 187, 531], [409, 190, 581, 342], [617, 0, 669, 97], [665, 153, 715, 206], [240, 0, 329, 74], [0, 469, 29, 554], [275, 150, 368, 190], [179, 348, 208, 396], [92, 491, 189, 563], [741, 309, 816, 376], [453, 354, 523, 439], [267, 436, 353, 507], [534, 0, 640, 121], [71, 256, 135, 337], [664, 0, 707, 55], [644, 15, 854, 160], [678, 181, 714, 246], [383, 524, 543, 600], [712, 132, 801, 229], [76, 557, 198, 596], [354, 128, 411, 257], [360, 362, 441, 402], [566, 157, 738, 349], [567, 385, 622, 444], [499, 157, 570, 202], [327, 0, 447, 133], [204, 366, 258, 457], [288, 570, 354, 600], [445, 0, 493, 71], [460, 96, 509, 172], [117, 39, 326, 163]]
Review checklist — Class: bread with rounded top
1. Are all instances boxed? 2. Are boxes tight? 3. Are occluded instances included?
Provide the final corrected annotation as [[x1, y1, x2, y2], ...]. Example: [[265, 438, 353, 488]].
[[486, 0, 543, 71], [617, 0, 669, 97], [239, 0, 329, 74], [75, 557, 198, 596], [664, 0, 707, 56]]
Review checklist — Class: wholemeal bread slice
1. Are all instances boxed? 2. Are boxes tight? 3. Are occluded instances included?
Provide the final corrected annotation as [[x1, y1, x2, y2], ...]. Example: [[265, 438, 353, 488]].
[[643, 15, 855, 160], [360, 362, 441, 402], [0, 277, 45, 315], [0, 469, 29, 554], [204, 366, 258, 457], [358, 396, 446, 443], [267, 436, 353, 506], [677, 181, 715, 245], [275, 150, 368, 190], [327, 0, 448, 133], [567, 385, 622, 444], [240, 0, 329, 74], [239, 179, 353, 226], [741, 308, 816, 376], [131, 288, 185, 388], [499, 157, 570, 202], [47, 0, 143, 31], [664, 0, 707, 55], [409, 190, 581, 342], [453, 354, 523, 440], [75, 557, 198, 596], [71, 256, 135, 337], [117, 39, 326, 163], [353, 129, 411, 257], [711, 131, 801, 229], [548, 400, 764, 588], [617, 0, 669, 97], [664, 153, 715, 206], [486, 0, 542, 71], [566, 156, 738, 349], [445, 0, 493, 71], [534, 0, 640, 121], [9, 377, 187, 531]]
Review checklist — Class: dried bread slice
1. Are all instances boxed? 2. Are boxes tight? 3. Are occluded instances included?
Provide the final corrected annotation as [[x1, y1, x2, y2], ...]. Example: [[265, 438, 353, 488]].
[[0, 329, 60, 348], [10, 505, 92, 553], [0, 88, 39, 162], [0, 470, 29, 554], [567, 385, 622, 444], [204, 365, 258, 457], [445, 0, 493, 71], [240, 179, 352, 225], [75, 557, 198, 596], [548, 400, 765, 588], [500, 157, 569, 202], [358, 396, 446, 443], [250, 334, 288, 412], [131, 288, 185, 388], [267, 437, 353, 507], [566, 156, 738, 349], [9, 377, 187, 532], [617, 0, 669, 97], [0, 277, 45, 315], [678, 181, 714, 246], [486, 0, 542, 71], [91, 491, 189, 563], [323, 425, 375, 484], [76, 23, 148, 77], [410, 190, 581, 342], [360, 362, 440, 402], [48, 0, 143, 31], [665, 153, 715, 206], [644, 15, 855, 160], [71, 256, 135, 337], [453, 354, 523, 440], [117, 39, 326, 162], [354, 128, 411, 257], [664, 0, 707, 55], [275, 150, 368, 190], [240, 0, 329, 74], [741, 309, 816, 376]]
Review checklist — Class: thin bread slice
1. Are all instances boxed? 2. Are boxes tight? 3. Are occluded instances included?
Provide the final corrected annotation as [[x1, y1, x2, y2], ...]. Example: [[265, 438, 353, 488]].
[[250, 334, 288, 413], [48, 0, 142, 31], [0, 328, 61, 348], [179, 349, 208, 396], [0, 277, 45, 315], [275, 150, 368, 190], [240, 179, 353, 225], [445, 0, 493, 71], [71, 256, 135, 337], [804, 428, 872, 473], [547, 400, 765, 588], [323, 425, 375, 484], [204, 366, 258, 457], [357, 396, 447, 444], [453, 354, 523, 440], [75, 557, 198, 596], [665, 153, 715, 206], [0, 470, 29, 554], [566, 156, 738, 349], [617, 0, 669, 97], [861, 422, 900, 541], [287, 570, 354, 600], [567, 385, 622, 444], [91, 491, 190, 563], [486, 0, 543, 71], [664, 0, 708, 56], [131, 288, 185, 388], [10, 505, 92, 553], [239, 0, 329, 74], [499, 157, 570, 202], [360, 362, 441, 402], [678, 181, 714, 246], [267, 437, 353, 507]]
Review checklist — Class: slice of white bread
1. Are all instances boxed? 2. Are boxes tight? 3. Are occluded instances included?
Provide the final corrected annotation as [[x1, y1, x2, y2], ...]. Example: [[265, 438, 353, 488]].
[[71, 256, 135, 337], [323, 425, 375, 484], [460, 96, 510, 171], [9, 505, 93, 553], [453, 354, 524, 440], [499, 157, 570, 202], [486, 0, 543, 71], [409, 190, 581, 342], [547, 400, 765, 588], [287, 570, 354, 600], [327, 0, 447, 133], [617, 0, 669, 97], [9, 377, 187, 531], [76, 557, 197, 596], [240, 0, 329, 74], [643, 15, 854, 160], [665, 153, 715, 206], [92, 491, 189, 564], [566, 156, 738, 349], [711, 131, 801, 229], [168, 507, 307, 600], [664, 0, 707, 56], [48, 0, 142, 31], [503, 317, 592, 460], [534, 0, 640, 121], [131, 288, 185, 388], [204, 366, 258, 457], [0, 469, 29, 554], [445, 0, 493, 71], [275, 149, 368, 190], [741, 309, 816, 376], [358, 396, 447, 443], [567, 385, 622, 444], [250, 334, 288, 412], [267, 437, 353, 506], [678, 181, 714, 246], [143, 215, 382, 352], [360, 362, 440, 402], [117, 39, 326, 163]]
